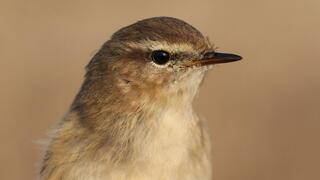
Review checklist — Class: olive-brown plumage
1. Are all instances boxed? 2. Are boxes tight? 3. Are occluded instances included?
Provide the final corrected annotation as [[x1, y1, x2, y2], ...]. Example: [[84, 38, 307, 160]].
[[40, 17, 241, 180]]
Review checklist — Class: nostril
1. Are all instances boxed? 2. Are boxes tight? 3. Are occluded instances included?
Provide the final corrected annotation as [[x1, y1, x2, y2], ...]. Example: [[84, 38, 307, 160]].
[[203, 51, 216, 60]]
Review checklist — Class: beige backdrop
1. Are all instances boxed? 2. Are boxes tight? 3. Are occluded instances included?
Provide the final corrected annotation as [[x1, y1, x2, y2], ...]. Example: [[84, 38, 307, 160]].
[[1, 0, 320, 180]]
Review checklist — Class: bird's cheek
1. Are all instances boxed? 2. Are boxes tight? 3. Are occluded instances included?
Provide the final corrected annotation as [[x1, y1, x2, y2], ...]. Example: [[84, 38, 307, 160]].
[[116, 77, 132, 94]]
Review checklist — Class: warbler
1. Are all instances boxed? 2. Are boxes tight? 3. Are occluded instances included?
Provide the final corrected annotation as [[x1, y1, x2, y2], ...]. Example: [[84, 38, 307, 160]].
[[40, 17, 241, 180]]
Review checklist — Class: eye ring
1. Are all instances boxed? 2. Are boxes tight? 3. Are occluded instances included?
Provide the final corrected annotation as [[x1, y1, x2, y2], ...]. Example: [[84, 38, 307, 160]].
[[151, 50, 170, 65]]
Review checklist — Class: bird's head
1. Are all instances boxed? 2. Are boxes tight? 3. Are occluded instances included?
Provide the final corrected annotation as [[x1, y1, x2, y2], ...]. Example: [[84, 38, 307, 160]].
[[85, 17, 241, 103]]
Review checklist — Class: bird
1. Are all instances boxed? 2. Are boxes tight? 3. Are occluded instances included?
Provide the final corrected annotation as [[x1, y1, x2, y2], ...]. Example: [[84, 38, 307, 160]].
[[40, 17, 241, 180]]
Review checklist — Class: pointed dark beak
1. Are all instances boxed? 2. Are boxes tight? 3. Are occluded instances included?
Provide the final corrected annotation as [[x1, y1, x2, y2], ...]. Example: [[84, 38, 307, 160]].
[[185, 51, 242, 67], [203, 51, 242, 64]]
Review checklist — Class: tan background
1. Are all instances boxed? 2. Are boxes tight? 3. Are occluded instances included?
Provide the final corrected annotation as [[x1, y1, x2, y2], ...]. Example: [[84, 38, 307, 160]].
[[1, 0, 320, 179]]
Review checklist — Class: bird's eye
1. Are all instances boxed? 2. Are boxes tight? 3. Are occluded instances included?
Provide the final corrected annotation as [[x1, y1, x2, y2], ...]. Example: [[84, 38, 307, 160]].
[[151, 50, 170, 65]]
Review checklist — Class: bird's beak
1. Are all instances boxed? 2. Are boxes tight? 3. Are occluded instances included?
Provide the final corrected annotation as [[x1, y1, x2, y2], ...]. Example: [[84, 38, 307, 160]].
[[185, 51, 242, 67]]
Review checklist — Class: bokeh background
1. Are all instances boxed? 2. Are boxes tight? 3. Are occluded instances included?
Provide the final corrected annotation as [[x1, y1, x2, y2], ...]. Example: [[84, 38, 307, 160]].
[[1, 0, 320, 179]]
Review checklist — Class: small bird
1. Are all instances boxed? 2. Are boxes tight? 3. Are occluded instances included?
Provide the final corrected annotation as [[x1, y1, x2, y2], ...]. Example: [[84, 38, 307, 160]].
[[40, 17, 241, 180]]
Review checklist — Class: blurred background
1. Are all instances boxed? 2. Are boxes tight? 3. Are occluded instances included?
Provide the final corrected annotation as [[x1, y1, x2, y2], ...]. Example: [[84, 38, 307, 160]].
[[1, 0, 320, 179]]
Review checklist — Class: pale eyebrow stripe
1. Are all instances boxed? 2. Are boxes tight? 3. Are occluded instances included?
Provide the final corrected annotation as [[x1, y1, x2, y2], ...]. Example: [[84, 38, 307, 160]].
[[125, 39, 199, 54]]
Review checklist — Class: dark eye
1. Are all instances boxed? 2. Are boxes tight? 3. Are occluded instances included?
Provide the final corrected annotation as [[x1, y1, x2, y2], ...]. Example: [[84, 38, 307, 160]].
[[151, 50, 170, 65]]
